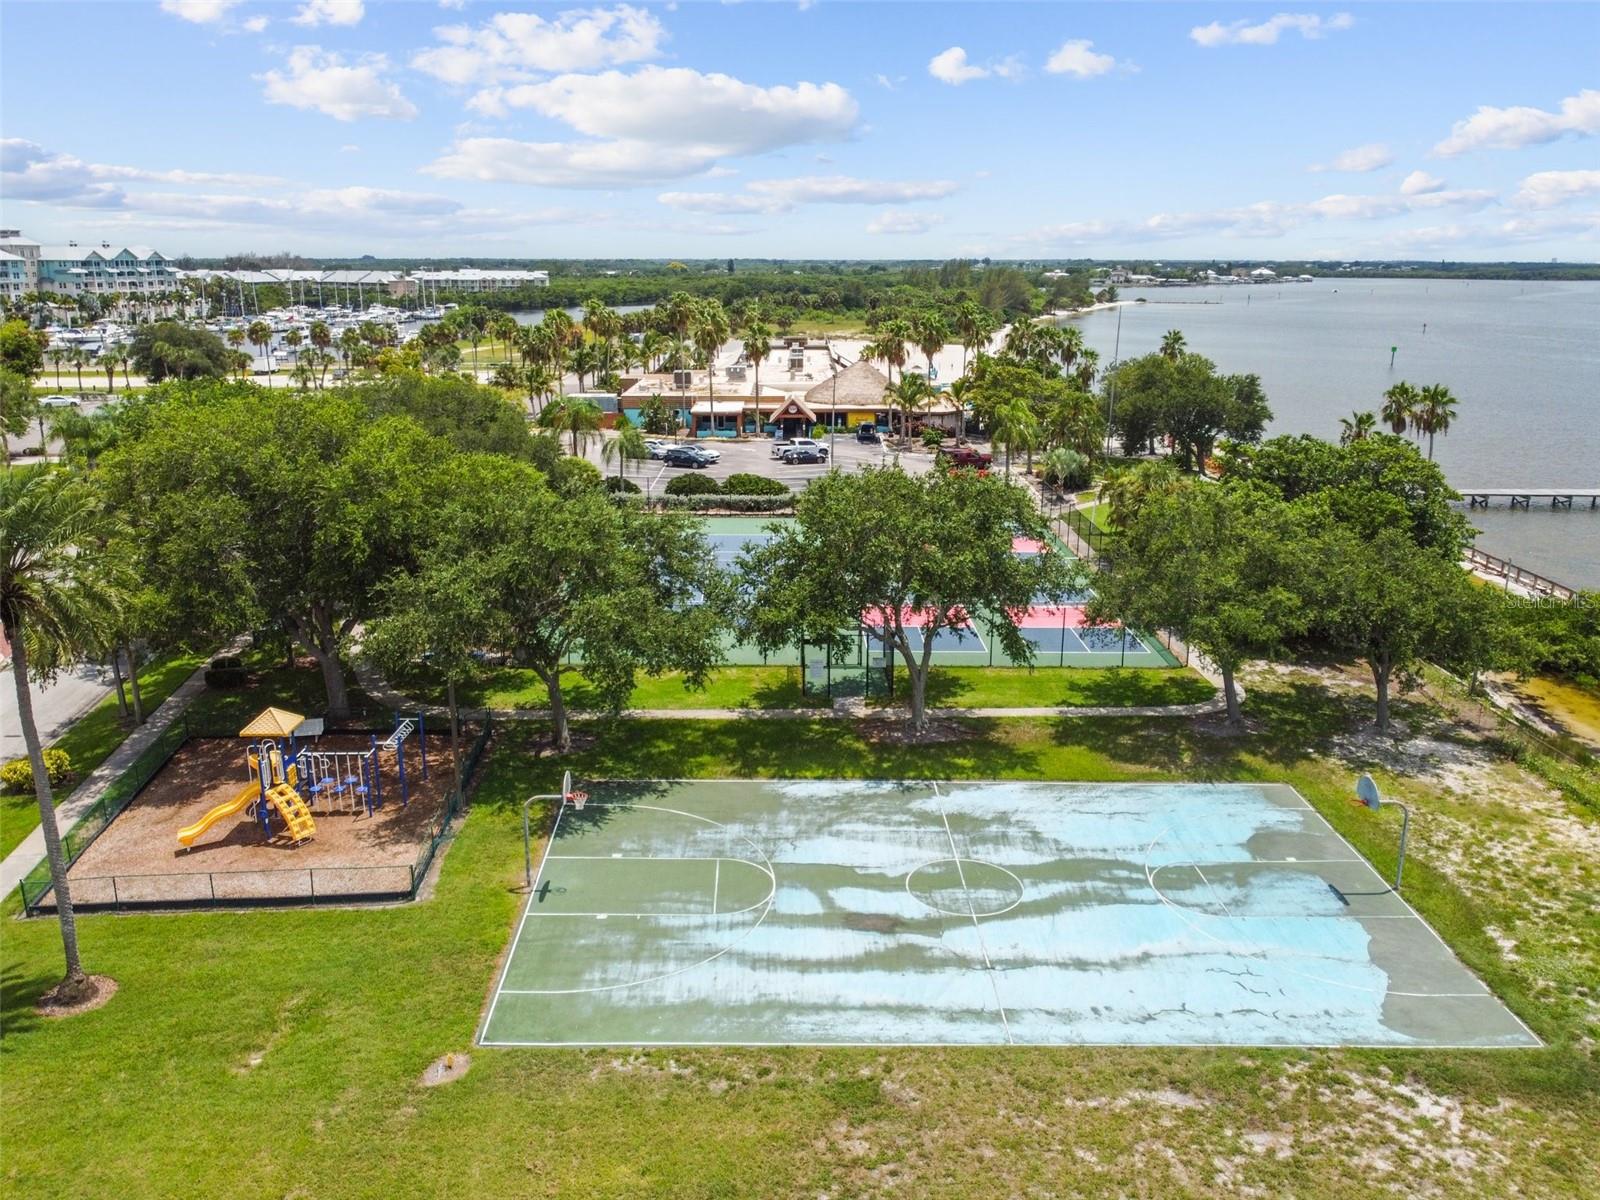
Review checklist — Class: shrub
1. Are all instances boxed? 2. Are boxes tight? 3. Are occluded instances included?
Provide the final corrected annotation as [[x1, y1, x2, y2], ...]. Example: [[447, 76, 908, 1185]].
[[1, 748, 73, 793], [665, 473, 723, 497], [604, 475, 642, 494], [722, 473, 790, 497], [921, 427, 945, 449], [811, 424, 828, 439]]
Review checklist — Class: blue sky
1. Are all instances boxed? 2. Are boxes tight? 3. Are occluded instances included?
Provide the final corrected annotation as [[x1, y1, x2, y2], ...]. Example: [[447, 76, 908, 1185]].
[[2, 1, 1596, 259]]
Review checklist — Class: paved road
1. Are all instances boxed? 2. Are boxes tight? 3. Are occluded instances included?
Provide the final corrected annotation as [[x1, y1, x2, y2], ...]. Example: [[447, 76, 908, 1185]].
[[0, 662, 117, 762], [587, 431, 944, 497]]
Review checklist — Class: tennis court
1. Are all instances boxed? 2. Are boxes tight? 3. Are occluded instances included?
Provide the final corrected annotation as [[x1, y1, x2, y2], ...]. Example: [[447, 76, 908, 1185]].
[[479, 779, 1537, 1048], [703, 518, 1172, 668]]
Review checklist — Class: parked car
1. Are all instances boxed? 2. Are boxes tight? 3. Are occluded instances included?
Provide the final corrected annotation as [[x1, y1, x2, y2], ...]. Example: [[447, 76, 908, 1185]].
[[781, 446, 827, 464], [941, 446, 993, 470], [644, 439, 673, 459], [855, 424, 881, 443], [662, 446, 714, 468], [693, 443, 722, 462], [773, 438, 828, 460], [38, 395, 81, 409]]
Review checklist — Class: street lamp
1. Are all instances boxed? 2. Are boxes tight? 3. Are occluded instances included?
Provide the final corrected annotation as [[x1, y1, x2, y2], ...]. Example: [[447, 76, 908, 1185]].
[[1356, 773, 1410, 891]]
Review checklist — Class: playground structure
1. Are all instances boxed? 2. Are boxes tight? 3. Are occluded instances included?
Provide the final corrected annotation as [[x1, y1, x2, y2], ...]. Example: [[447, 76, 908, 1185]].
[[176, 708, 430, 851]]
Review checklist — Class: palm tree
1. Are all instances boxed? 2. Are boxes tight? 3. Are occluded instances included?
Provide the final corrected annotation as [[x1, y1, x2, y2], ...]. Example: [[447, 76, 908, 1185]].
[[247, 319, 273, 380], [954, 300, 998, 374], [1, 466, 123, 1004], [1413, 384, 1458, 460], [1159, 329, 1186, 361], [583, 297, 621, 379], [640, 329, 669, 372], [308, 320, 333, 388], [540, 396, 603, 456], [489, 312, 520, 367], [690, 299, 731, 436], [911, 310, 950, 380], [1072, 346, 1100, 391], [1381, 381, 1419, 436], [283, 327, 304, 369], [68, 347, 88, 393], [101, 348, 124, 394], [523, 363, 556, 413], [1339, 410, 1377, 445], [568, 342, 600, 392], [878, 317, 913, 387], [889, 373, 935, 449], [540, 309, 577, 395], [990, 397, 1039, 479], [742, 316, 773, 408], [602, 423, 649, 485]]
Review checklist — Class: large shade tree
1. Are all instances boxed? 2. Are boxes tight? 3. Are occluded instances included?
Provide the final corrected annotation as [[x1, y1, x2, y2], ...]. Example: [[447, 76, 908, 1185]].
[[739, 467, 1080, 732], [101, 388, 446, 718], [1086, 484, 1312, 724], [418, 458, 727, 750]]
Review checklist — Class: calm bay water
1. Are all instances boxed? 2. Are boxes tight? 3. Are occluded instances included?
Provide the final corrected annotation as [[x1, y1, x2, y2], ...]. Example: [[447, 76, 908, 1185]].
[[1067, 279, 1600, 590]]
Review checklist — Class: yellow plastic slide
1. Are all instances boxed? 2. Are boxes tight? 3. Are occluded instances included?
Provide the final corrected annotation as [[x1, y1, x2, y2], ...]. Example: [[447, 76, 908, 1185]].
[[176, 783, 257, 848]]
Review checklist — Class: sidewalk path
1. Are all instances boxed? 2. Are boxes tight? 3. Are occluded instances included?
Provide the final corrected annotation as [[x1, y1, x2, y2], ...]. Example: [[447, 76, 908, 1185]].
[[2, 651, 224, 901]]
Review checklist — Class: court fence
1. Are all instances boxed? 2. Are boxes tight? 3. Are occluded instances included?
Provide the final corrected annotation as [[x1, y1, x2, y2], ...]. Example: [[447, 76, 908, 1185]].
[[20, 708, 494, 916]]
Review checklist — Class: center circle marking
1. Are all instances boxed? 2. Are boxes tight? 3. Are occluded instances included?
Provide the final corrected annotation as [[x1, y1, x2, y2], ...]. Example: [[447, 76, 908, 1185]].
[[906, 857, 1025, 918]]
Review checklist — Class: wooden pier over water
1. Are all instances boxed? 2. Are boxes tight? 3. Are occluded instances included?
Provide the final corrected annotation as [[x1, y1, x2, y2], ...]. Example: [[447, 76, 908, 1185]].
[[1456, 487, 1600, 510]]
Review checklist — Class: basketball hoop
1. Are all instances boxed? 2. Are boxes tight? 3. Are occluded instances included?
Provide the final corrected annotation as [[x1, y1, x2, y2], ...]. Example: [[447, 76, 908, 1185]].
[[562, 769, 588, 810]]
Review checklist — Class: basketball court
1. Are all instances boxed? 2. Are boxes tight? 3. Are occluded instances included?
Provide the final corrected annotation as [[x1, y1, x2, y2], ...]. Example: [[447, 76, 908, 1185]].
[[479, 779, 1537, 1048]]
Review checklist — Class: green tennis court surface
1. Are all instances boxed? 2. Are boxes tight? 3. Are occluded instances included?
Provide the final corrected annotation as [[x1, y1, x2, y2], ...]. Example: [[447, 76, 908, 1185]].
[[479, 780, 1537, 1048]]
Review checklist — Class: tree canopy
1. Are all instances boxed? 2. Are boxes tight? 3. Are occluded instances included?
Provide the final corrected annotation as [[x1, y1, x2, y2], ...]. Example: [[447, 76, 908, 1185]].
[[738, 467, 1080, 731], [129, 322, 231, 382]]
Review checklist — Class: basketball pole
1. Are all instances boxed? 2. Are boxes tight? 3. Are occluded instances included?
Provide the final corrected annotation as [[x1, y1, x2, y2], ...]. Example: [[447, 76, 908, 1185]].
[[522, 770, 574, 890]]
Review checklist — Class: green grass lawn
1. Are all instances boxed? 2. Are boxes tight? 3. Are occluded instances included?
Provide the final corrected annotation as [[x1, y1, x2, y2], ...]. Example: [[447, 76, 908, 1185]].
[[396, 664, 830, 711], [395, 664, 1210, 713], [872, 665, 1213, 709], [2, 664, 1597, 1197], [0, 652, 205, 860]]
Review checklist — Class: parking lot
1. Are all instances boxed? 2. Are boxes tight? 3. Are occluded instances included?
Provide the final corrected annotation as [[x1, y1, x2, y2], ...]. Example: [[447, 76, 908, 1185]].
[[584, 431, 941, 496]]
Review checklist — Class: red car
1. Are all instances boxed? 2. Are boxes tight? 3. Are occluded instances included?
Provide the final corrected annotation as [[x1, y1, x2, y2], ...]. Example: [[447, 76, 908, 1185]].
[[941, 446, 993, 470]]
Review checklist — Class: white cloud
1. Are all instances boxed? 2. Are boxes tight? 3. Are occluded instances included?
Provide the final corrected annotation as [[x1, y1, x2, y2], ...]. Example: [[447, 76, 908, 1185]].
[[412, 5, 664, 85], [874, 73, 904, 91], [158, 0, 242, 23], [928, 47, 988, 85], [438, 0, 467, 8], [1190, 12, 1353, 47], [658, 175, 958, 214], [1399, 169, 1445, 195], [1512, 169, 1600, 209], [428, 67, 857, 187], [242, 14, 269, 33], [1045, 40, 1118, 79], [1308, 143, 1393, 173], [1434, 89, 1600, 156], [867, 210, 945, 235], [259, 47, 418, 122], [292, 0, 364, 28], [1, 139, 283, 207]]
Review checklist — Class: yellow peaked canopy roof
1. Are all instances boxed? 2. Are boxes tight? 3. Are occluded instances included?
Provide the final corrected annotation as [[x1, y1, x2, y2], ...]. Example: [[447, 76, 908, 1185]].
[[238, 706, 307, 739]]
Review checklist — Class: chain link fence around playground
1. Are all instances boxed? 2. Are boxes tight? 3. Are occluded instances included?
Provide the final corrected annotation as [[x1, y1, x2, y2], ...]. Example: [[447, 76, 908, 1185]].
[[20, 708, 494, 916]]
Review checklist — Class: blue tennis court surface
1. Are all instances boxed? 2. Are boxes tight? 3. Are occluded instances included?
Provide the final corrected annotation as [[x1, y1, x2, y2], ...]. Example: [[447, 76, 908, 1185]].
[[480, 780, 1538, 1048]]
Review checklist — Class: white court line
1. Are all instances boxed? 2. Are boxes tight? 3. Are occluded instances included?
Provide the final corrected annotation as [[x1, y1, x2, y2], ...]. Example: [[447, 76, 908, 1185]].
[[486, 801, 777, 1001], [478, 795, 569, 1044], [712, 859, 720, 915], [1143, 837, 1507, 1002], [932, 782, 1012, 1045]]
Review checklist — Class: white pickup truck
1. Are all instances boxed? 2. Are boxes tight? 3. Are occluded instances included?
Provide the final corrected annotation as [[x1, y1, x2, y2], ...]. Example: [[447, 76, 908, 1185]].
[[770, 437, 828, 460]]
